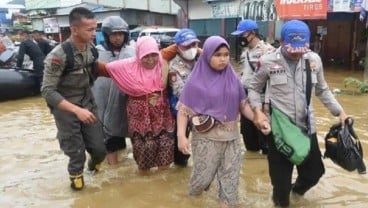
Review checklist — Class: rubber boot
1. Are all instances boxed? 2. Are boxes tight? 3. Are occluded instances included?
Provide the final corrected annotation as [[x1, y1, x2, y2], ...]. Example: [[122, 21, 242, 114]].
[[88, 159, 101, 172], [70, 173, 84, 191]]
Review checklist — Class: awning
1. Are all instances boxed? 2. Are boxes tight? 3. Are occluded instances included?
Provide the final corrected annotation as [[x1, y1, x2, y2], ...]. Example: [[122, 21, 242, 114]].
[[275, 0, 328, 20]]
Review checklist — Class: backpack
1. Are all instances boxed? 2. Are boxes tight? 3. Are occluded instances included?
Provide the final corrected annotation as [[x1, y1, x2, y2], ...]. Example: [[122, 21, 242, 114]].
[[61, 41, 99, 84]]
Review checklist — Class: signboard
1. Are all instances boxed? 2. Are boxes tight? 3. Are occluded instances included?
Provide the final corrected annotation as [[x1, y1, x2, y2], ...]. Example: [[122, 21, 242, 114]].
[[275, 0, 328, 20], [238, 0, 278, 21], [43, 18, 59, 34], [331, 0, 355, 12], [211, 2, 238, 18]]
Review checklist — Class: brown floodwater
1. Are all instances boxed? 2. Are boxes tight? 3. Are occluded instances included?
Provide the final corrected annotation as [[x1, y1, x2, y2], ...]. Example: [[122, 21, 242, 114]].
[[0, 67, 367, 208]]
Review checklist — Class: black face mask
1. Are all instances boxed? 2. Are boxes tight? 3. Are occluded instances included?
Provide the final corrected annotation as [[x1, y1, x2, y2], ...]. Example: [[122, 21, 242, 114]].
[[239, 33, 252, 48], [239, 37, 249, 48]]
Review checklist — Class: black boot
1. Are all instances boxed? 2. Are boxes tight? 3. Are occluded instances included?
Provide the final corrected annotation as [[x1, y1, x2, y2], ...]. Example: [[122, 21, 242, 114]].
[[70, 173, 84, 191]]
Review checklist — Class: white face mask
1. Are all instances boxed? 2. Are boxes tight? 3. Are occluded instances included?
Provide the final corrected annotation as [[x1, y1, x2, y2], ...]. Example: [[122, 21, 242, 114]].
[[180, 47, 197, 61]]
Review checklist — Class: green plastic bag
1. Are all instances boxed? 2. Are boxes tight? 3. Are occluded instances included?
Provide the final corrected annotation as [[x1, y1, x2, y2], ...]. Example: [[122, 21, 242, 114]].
[[271, 108, 311, 165]]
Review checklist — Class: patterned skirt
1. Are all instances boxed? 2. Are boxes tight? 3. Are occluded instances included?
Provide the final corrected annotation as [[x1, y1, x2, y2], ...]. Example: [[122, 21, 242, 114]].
[[127, 93, 175, 170]]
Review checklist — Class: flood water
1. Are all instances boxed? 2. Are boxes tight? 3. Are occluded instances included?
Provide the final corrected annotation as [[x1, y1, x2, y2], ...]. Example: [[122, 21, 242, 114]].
[[0, 67, 367, 208]]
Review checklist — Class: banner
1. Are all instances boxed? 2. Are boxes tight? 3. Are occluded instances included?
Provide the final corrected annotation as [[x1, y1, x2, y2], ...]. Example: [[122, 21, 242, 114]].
[[275, 0, 328, 20], [331, 0, 355, 12], [43, 18, 59, 34]]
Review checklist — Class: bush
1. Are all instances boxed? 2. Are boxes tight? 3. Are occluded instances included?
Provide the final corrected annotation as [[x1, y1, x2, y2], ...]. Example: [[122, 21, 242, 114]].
[[343, 77, 368, 94]]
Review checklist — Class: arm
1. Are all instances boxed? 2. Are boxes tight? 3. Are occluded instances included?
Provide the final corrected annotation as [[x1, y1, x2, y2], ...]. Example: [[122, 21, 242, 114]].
[[240, 50, 255, 89], [177, 106, 191, 155], [240, 100, 254, 121], [161, 60, 169, 88], [97, 61, 110, 77], [16, 42, 25, 68], [56, 99, 97, 124], [46, 42, 53, 54], [41, 49, 97, 124], [41, 51, 66, 108], [169, 71, 186, 97], [248, 57, 271, 133], [253, 108, 271, 135], [312, 56, 347, 124], [160, 44, 178, 61], [263, 82, 270, 114]]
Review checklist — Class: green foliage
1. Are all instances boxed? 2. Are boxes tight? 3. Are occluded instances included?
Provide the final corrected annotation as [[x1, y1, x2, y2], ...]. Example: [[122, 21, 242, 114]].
[[343, 77, 368, 94]]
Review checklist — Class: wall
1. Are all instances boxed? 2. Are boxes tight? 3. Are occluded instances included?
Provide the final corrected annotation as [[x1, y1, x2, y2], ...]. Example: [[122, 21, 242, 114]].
[[186, 0, 280, 59], [25, 0, 81, 10], [120, 10, 177, 27], [83, 0, 180, 15], [306, 12, 364, 67], [188, 0, 219, 19], [187, 0, 277, 21]]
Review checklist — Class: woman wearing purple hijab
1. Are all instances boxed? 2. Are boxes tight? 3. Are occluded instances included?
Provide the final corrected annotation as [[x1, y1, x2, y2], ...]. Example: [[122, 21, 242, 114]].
[[177, 36, 254, 208]]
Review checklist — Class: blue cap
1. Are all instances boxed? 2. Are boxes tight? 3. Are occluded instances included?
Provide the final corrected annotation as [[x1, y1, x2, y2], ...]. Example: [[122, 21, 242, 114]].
[[231, 19, 258, 36], [174, 28, 200, 46], [281, 20, 310, 53]]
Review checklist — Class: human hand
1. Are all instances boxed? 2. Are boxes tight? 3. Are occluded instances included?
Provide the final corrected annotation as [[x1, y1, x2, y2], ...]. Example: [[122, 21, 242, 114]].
[[260, 120, 271, 135], [338, 111, 348, 127], [73, 107, 97, 124], [178, 135, 191, 155], [263, 103, 270, 115], [253, 108, 270, 132]]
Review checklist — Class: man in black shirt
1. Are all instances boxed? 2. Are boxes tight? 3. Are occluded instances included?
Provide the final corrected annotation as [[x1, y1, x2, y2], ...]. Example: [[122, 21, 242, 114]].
[[32, 30, 53, 56], [16, 30, 45, 88]]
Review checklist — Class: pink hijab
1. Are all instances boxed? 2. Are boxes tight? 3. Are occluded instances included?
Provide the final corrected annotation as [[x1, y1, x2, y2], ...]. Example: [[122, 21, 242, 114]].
[[106, 36, 164, 96]]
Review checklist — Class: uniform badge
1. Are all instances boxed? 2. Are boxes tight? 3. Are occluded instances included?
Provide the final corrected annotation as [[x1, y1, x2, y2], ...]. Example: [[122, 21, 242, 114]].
[[269, 64, 285, 74], [168, 72, 177, 82], [51, 58, 62, 65], [309, 61, 317, 71]]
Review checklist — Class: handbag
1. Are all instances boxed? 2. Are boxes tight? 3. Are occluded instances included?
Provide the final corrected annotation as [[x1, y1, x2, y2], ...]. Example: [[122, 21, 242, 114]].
[[324, 117, 366, 174], [269, 59, 313, 165], [191, 114, 216, 133], [271, 107, 311, 165]]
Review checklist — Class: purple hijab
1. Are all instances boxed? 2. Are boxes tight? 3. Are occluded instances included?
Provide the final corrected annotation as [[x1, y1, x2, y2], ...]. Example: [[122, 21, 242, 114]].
[[179, 36, 245, 122]]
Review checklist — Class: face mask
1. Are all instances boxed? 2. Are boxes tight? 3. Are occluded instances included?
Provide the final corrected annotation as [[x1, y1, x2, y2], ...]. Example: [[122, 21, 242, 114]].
[[239, 37, 249, 48], [180, 47, 197, 60], [239, 32, 254, 48]]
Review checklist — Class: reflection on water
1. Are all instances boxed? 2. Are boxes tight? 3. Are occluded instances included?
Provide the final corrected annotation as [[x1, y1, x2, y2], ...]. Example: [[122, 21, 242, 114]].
[[0, 68, 367, 208]]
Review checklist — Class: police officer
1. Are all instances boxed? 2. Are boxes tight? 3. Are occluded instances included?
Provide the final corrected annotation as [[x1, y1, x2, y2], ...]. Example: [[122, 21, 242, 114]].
[[92, 16, 135, 165], [248, 20, 348, 207], [231, 19, 274, 154], [167, 28, 200, 167], [41, 7, 106, 191]]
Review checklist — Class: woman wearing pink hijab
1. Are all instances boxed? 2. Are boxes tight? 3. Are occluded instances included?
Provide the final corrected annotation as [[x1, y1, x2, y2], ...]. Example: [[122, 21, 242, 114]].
[[104, 36, 175, 172]]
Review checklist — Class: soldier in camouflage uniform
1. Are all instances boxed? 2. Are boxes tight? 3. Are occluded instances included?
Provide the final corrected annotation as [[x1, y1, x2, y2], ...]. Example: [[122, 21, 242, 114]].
[[167, 28, 200, 167], [92, 16, 135, 165], [41, 7, 106, 191], [232, 19, 274, 154]]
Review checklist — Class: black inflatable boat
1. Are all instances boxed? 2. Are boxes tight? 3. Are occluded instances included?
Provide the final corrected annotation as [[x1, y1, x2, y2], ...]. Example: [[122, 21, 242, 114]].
[[0, 68, 40, 101]]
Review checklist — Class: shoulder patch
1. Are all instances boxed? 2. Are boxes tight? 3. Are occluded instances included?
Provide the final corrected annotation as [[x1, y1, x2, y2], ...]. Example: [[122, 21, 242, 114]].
[[309, 61, 318, 71], [51, 58, 62, 65]]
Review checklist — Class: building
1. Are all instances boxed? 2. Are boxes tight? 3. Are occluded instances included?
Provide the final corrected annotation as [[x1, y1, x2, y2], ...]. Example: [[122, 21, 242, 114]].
[[174, 0, 366, 68], [25, 0, 180, 42]]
